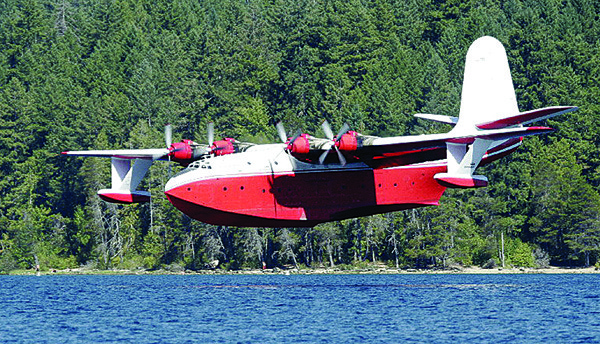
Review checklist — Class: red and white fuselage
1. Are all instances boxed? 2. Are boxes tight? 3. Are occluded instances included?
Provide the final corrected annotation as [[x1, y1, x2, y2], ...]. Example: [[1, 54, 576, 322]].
[[164, 144, 447, 227]]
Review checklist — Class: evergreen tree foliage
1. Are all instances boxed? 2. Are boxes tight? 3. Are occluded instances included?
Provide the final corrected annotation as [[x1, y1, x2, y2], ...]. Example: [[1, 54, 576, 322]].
[[1, 0, 599, 271]]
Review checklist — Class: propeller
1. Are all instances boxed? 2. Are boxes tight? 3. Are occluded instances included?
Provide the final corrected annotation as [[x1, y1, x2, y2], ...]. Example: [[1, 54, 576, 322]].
[[319, 120, 349, 165], [276, 122, 288, 144], [164, 124, 175, 176], [201, 122, 218, 155], [276, 122, 302, 151], [164, 124, 187, 157], [275, 122, 300, 160], [207, 122, 214, 147], [165, 124, 173, 148]]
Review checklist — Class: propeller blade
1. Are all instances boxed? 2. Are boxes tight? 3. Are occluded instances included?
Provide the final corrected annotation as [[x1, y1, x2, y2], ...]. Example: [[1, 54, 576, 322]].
[[152, 148, 171, 161], [336, 123, 350, 142], [335, 146, 346, 166], [319, 148, 330, 165], [276, 122, 288, 143], [289, 129, 302, 146], [207, 122, 215, 146], [320, 120, 349, 165], [165, 124, 173, 148], [321, 120, 334, 140]]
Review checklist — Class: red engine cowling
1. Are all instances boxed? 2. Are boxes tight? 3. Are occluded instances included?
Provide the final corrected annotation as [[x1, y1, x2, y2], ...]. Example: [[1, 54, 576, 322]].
[[169, 139, 195, 164], [212, 138, 237, 156], [336, 131, 359, 151], [287, 134, 311, 155]]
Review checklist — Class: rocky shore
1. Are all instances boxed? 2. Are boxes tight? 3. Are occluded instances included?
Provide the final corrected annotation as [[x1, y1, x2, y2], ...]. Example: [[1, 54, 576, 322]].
[[7, 265, 600, 276]]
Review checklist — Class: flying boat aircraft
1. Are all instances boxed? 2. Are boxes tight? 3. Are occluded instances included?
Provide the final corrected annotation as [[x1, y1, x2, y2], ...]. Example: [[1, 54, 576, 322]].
[[63, 36, 577, 227]]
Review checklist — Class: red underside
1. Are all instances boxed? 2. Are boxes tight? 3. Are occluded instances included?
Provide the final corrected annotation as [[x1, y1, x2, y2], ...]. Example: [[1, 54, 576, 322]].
[[165, 165, 447, 227]]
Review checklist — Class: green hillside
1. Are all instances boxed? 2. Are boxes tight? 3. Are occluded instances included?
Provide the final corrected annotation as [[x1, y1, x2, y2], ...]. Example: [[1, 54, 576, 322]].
[[1, 0, 599, 272]]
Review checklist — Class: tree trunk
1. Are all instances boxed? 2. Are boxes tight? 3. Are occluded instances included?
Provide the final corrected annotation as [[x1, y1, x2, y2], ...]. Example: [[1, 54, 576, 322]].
[[585, 251, 590, 267], [329, 250, 334, 268], [501, 231, 505, 268]]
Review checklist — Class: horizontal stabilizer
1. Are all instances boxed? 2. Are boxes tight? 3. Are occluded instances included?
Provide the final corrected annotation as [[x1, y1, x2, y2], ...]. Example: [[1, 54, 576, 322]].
[[414, 114, 458, 125], [450, 126, 554, 143], [476, 106, 577, 129]]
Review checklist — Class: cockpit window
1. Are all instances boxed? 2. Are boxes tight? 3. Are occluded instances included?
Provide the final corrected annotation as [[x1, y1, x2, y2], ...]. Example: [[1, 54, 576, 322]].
[[172, 161, 208, 178]]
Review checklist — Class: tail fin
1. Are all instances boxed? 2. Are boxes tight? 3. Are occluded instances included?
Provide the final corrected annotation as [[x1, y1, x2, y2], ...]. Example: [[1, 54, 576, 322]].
[[409, 37, 576, 187], [434, 36, 576, 188], [436, 37, 516, 188], [454, 36, 519, 133]]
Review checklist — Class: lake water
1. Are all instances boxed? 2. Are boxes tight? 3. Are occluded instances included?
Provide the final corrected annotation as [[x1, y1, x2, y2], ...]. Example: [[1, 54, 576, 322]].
[[1, 274, 599, 343]]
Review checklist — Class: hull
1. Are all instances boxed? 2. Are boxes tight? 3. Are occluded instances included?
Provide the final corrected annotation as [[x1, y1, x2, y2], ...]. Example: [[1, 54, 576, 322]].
[[164, 145, 447, 227]]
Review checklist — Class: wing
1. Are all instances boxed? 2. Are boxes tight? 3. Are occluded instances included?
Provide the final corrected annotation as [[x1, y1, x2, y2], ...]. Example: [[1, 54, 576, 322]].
[[353, 126, 552, 168], [351, 105, 577, 168], [61, 149, 169, 160]]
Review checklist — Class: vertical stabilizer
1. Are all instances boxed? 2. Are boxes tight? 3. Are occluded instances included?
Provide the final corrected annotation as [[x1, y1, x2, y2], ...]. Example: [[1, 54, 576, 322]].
[[454, 36, 519, 133], [436, 36, 519, 188]]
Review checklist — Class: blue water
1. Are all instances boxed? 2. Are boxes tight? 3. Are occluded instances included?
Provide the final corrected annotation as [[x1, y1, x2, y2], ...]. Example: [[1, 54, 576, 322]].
[[1, 274, 599, 343]]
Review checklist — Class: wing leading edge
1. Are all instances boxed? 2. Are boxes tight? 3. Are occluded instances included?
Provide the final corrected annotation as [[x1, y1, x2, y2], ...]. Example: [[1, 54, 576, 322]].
[[61, 149, 169, 160]]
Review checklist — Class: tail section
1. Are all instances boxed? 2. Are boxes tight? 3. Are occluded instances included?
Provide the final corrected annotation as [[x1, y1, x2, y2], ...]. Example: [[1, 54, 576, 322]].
[[436, 36, 516, 187], [432, 36, 577, 188]]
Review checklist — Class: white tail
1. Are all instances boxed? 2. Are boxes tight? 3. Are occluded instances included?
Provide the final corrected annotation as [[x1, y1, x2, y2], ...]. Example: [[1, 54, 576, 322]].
[[436, 36, 520, 188], [453, 36, 520, 133], [432, 36, 577, 188]]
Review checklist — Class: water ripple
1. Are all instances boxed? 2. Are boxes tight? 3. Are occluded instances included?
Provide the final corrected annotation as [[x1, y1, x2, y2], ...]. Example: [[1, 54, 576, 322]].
[[1, 274, 599, 343]]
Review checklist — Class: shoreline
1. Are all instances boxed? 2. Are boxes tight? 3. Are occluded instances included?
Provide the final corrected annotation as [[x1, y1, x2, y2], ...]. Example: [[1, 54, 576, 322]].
[[5, 265, 600, 276]]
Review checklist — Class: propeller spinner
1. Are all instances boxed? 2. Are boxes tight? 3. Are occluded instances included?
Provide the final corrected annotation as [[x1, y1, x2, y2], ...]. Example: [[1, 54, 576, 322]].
[[276, 122, 310, 155], [319, 120, 350, 165], [164, 124, 212, 166]]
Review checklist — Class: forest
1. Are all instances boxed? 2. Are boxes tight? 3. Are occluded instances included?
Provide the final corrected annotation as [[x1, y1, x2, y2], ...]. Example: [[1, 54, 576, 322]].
[[1, 0, 600, 272]]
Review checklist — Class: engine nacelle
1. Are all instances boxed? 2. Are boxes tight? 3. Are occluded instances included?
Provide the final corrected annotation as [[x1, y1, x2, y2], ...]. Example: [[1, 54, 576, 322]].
[[170, 140, 194, 162], [336, 131, 359, 151], [212, 138, 237, 156], [169, 139, 209, 166], [287, 134, 311, 155]]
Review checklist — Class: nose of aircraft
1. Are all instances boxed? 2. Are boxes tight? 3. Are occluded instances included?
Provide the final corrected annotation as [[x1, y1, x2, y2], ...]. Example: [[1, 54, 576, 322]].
[[164, 173, 189, 202], [164, 176, 177, 194], [164, 176, 188, 208]]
